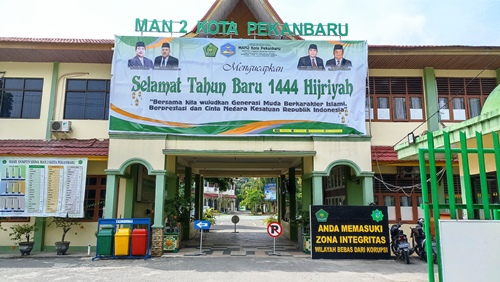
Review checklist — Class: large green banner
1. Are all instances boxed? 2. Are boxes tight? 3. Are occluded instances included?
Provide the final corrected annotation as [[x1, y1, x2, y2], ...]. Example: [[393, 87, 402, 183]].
[[110, 36, 367, 136]]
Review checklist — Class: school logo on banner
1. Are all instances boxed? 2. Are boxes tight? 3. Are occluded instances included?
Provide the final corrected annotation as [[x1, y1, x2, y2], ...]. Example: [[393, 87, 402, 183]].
[[220, 43, 236, 57], [203, 43, 218, 57]]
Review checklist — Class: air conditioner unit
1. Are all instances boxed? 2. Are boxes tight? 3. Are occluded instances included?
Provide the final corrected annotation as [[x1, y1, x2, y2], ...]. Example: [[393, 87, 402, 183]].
[[397, 166, 420, 179], [50, 120, 72, 132]]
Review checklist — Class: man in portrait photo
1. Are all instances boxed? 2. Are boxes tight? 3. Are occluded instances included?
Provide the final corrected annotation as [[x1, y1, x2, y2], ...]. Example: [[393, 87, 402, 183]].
[[128, 41, 154, 70], [154, 42, 179, 70], [297, 44, 324, 70], [326, 44, 352, 70]]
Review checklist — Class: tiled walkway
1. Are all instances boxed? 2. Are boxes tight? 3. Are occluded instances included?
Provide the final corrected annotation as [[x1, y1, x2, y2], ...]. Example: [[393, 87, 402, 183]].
[[162, 213, 310, 258]]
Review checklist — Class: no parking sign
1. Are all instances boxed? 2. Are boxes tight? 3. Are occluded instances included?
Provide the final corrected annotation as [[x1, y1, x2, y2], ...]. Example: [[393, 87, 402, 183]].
[[267, 222, 282, 238]]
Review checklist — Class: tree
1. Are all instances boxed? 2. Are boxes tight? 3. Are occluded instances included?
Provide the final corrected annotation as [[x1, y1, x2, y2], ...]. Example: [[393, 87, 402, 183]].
[[48, 216, 83, 243], [205, 178, 232, 192], [219, 194, 231, 213], [240, 187, 264, 214]]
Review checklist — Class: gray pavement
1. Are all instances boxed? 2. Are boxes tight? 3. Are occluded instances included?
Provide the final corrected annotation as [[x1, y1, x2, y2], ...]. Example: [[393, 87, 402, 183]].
[[0, 211, 437, 281], [165, 211, 306, 258]]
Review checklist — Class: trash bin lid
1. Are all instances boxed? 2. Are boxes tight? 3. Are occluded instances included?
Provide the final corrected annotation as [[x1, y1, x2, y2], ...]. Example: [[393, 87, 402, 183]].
[[132, 228, 148, 235], [116, 228, 131, 235], [98, 229, 114, 236]]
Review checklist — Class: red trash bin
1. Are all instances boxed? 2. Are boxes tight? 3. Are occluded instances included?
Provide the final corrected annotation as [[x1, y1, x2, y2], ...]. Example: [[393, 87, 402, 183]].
[[131, 228, 148, 256]]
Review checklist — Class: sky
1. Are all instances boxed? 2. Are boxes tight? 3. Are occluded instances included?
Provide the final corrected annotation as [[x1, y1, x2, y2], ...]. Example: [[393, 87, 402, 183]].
[[0, 0, 499, 46]]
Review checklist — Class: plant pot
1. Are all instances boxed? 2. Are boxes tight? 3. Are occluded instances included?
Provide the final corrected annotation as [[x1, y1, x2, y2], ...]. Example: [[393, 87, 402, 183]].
[[18, 242, 35, 256], [55, 241, 71, 255], [163, 232, 180, 253]]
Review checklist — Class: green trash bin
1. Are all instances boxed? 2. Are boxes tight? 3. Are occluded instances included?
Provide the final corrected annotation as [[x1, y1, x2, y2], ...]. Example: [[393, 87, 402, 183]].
[[494, 209, 500, 220], [97, 225, 115, 256]]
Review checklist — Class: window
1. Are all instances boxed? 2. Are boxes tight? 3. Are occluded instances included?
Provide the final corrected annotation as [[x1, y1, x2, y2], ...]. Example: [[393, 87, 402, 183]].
[[373, 174, 426, 223], [368, 77, 424, 121], [437, 77, 496, 121], [83, 175, 106, 221], [0, 78, 43, 118], [64, 79, 110, 120]]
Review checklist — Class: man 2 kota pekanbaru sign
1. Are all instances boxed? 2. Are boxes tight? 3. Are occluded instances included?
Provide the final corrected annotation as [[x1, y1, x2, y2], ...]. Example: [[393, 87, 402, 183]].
[[310, 205, 391, 259], [110, 36, 367, 136]]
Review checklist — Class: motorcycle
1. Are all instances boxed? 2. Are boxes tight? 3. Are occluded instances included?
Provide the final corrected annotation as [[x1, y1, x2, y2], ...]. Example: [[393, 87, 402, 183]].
[[410, 218, 437, 264], [390, 219, 411, 264]]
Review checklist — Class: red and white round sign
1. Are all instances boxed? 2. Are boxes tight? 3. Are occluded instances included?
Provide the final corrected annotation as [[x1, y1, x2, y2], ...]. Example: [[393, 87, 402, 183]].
[[267, 222, 283, 238]]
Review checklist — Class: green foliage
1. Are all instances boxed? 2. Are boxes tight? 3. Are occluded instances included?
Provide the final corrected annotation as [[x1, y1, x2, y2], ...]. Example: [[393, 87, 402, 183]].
[[205, 178, 233, 192], [264, 214, 278, 225], [164, 194, 192, 230], [47, 216, 83, 243], [296, 209, 310, 232], [9, 223, 38, 243], [240, 186, 265, 214], [202, 208, 217, 225], [219, 195, 231, 213]]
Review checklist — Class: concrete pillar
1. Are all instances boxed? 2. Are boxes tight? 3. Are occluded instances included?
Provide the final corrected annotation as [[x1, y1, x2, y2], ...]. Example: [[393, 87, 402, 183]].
[[152, 173, 166, 228], [151, 172, 166, 257], [361, 176, 374, 205], [194, 174, 202, 219], [424, 67, 439, 132], [280, 174, 286, 221], [289, 168, 297, 242], [182, 167, 192, 240], [312, 175, 323, 205], [151, 227, 164, 257], [104, 174, 119, 218]]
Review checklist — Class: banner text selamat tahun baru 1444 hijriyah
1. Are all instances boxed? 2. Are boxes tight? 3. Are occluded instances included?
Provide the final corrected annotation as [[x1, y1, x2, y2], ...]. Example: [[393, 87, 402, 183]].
[[110, 36, 367, 136]]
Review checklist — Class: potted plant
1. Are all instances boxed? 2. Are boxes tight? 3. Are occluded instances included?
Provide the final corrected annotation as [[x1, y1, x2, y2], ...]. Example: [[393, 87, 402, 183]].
[[9, 223, 38, 256], [164, 195, 191, 233], [163, 195, 191, 252], [202, 207, 217, 232], [47, 215, 83, 255], [296, 209, 311, 254], [296, 209, 310, 234]]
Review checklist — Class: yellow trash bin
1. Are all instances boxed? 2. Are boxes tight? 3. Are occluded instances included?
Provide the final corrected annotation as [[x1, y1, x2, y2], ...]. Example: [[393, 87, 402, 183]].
[[114, 228, 131, 256]]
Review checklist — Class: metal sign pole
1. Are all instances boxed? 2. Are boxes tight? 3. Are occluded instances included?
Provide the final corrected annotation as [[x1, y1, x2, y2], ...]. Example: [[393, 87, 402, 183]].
[[198, 229, 203, 255], [268, 237, 280, 256]]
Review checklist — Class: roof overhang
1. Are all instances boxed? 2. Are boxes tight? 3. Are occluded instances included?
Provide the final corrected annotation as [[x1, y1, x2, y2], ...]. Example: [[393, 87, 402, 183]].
[[164, 149, 315, 177], [0, 139, 109, 160], [2, 38, 499, 71], [395, 109, 500, 160]]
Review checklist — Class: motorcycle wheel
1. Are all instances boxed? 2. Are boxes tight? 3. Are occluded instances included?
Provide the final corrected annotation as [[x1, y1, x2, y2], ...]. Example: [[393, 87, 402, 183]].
[[403, 249, 410, 264], [391, 243, 397, 255]]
